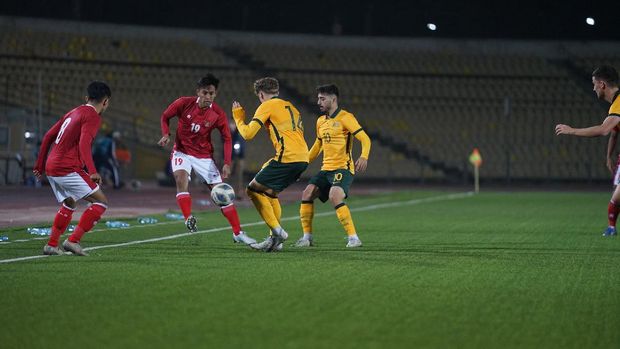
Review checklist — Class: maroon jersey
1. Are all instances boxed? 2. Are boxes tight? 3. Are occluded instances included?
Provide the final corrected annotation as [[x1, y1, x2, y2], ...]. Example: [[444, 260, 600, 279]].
[[35, 105, 101, 176], [160, 97, 232, 164]]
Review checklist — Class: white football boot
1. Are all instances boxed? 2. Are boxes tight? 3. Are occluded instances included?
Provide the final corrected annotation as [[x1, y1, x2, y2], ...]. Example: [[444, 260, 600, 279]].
[[233, 231, 257, 246], [346, 238, 363, 248], [43, 245, 64, 256], [269, 227, 288, 252], [251, 237, 275, 251], [185, 215, 197, 233], [294, 236, 313, 247], [62, 239, 88, 256]]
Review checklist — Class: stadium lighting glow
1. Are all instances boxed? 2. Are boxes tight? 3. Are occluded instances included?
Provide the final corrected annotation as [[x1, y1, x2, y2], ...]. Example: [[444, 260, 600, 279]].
[[427, 23, 437, 31], [586, 17, 595, 26]]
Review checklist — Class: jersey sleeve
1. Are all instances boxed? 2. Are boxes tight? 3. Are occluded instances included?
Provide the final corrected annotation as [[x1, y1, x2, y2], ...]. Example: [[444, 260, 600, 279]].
[[252, 102, 271, 125], [341, 114, 364, 135], [342, 114, 371, 159], [232, 105, 264, 140], [34, 118, 62, 172], [354, 130, 371, 159], [215, 106, 233, 165], [161, 98, 185, 136], [79, 114, 101, 174], [609, 101, 620, 117], [308, 138, 323, 164]]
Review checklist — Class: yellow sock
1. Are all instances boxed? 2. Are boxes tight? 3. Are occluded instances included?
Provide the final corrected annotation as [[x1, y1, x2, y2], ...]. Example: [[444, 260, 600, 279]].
[[267, 197, 282, 236], [269, 197, 282, 224], [246, 188, 280, 230], [335, 203, 356, 236], [300, 201, 314, 234]]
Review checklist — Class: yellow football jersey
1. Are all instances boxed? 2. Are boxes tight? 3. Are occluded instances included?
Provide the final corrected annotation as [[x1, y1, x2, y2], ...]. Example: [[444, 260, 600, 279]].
[[233, 97, 309, 163], [311, 108, 370, 174], [609, 91, 620, 116]]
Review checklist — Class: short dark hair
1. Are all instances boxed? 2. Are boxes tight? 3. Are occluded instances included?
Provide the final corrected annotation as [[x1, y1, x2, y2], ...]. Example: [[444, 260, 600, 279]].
[[593, 66, 619, 86], [197, 74, 219, 89], [87, 81, 111, 102], [253, 77, 279, 95], [317, 84, 339, 97]]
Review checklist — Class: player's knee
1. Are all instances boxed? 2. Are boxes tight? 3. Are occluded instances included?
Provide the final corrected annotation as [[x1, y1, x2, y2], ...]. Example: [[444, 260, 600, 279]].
[[329, 197, 343, 207], [174, 171, 189, 183], [301, 186, 314, 200], [245, 186, 254, 196], [328, 188, 345, 206], [63, 198, 77, 209], [93, 193, 109, 206], [264, 189, 278, 198]]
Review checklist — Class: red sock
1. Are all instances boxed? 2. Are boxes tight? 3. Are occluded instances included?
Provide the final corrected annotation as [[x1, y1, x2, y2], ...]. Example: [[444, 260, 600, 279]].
[[69, 203, 107, 243], [176, 192, 192, 219], [47, 204, 75, 247], [221, 203, 241, 235], [608, 200, 620, 227]]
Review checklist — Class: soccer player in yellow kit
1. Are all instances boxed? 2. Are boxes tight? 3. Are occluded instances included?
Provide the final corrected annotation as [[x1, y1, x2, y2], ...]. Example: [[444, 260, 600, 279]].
[[232, 77, 309, 251], [556, 66, 620, 236], [296, 84, 371, 248]]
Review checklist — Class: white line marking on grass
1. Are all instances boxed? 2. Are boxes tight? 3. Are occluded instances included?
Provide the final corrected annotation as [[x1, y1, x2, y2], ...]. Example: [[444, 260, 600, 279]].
[[0, 192, 473, 264], [2, 219, 187, 244]]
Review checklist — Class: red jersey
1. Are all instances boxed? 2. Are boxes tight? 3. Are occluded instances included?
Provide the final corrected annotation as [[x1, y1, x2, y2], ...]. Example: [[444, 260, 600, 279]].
[[161, 97, 232, 164], [35, 105, 101, 176]]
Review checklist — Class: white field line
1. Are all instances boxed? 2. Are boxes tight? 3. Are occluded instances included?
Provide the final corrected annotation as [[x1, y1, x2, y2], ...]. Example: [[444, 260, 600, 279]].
[[0, 192, 474, 264], [1, 217, 191, 245]]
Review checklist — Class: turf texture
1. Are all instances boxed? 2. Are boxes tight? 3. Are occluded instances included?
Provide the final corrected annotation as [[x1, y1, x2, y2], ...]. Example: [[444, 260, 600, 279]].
[[1, 190, 619, 348]]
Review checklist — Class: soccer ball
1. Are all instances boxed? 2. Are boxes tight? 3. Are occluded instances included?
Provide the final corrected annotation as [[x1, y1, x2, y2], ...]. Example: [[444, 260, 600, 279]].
[[210, 183, 235, 206]]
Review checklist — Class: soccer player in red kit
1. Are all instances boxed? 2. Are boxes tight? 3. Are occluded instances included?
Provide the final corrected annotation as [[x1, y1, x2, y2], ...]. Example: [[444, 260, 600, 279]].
[[33, 81, 112, 256], [158, 74, 257, 246]]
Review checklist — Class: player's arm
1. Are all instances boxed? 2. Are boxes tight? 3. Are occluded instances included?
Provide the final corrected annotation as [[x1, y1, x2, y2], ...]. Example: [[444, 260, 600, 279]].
[[33, 119, 62, 179], [216, 108, 233, 178], [79, 117, 102, 183], [158, 98, 182, 146], [308, 138, 323, 164], [555, 115, 620, 137], [343, 116, 372, 172], [231, 101, 266, 140], [607, 129, 618, 173], [354, 130, 371, 172]]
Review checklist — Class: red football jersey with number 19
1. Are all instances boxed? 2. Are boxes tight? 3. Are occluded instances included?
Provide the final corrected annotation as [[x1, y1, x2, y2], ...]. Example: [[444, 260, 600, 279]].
[[160, 97, 232, 164], [35, 105, 101, 177]]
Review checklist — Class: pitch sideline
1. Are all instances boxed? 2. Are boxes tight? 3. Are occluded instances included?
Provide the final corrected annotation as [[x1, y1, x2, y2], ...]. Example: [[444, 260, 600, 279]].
[[0, 192, 474, 264]]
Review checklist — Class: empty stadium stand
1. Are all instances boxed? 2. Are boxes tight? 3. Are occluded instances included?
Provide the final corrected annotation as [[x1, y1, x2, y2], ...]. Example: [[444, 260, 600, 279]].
[[1, 16, 619, 183]]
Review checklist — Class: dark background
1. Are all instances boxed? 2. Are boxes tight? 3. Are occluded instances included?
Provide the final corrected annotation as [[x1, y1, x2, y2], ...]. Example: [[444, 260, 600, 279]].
[[0, 0, 618, 40]]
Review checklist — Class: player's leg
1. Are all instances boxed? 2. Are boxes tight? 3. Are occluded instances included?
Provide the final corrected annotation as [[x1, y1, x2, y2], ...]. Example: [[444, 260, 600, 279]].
[[43, 181, 77, 255], [245, 180, 284, 251], [62, 188, 108, 256], [171, 152, 196, 232], [604, 184, 620, 236], [197, 158, 256, 246], [50, 171, 108, 256], [247, 161, 308, 251], [246, 179, 281, 231], [328, 171, 361, 247], [296, 183, 320, 247]]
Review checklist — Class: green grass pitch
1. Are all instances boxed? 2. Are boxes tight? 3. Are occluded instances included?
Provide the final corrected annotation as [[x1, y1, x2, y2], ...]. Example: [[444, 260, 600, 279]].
[[1, 190, 619, 348]]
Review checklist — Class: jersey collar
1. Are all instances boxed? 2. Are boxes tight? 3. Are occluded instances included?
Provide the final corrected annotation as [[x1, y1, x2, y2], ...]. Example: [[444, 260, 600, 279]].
[[612, 90, 620, 104], [84, 104, 97, 112], [195, 97, 212, 109], [327, 107, 341, 119]]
